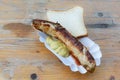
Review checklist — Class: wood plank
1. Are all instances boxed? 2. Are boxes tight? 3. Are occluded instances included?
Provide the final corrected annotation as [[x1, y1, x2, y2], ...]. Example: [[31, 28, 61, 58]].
[[0, 0, 120, 24], [45, 0, 120, 24]]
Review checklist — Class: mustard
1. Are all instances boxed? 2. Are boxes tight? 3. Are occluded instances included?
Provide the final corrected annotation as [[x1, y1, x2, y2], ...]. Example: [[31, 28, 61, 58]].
[[46, 36, 69, 57]]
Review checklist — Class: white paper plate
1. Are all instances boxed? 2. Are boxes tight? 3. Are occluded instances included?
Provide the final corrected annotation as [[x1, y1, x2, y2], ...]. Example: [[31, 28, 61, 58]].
[[38, 31, 102, 74]]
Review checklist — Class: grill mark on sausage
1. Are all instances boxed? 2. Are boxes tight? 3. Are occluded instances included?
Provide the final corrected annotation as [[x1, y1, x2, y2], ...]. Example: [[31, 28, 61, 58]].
[[55, 27, 83, 51]]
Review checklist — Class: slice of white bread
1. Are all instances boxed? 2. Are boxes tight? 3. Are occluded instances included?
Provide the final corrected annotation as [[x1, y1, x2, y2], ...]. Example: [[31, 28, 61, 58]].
[[47, 6, 88, 38]]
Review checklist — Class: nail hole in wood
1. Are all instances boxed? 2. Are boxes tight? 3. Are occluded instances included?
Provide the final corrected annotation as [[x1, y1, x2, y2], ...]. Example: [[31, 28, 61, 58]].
[[98, 12, 103, 17], [31, 73, 38, 80], [109, 75, 115, 80]]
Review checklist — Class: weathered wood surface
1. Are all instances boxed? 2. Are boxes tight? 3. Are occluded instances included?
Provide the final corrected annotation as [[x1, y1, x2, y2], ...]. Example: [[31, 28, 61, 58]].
[[0, 0, 120, 24], [0, 23, 119, 80]]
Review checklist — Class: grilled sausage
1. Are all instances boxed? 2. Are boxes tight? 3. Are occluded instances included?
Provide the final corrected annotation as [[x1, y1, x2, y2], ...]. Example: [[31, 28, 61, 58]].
[[32, 19, 96, 72]]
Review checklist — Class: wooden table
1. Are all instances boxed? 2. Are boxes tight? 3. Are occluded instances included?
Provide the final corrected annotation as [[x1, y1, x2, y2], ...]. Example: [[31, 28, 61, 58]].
[[0, 23, 120, 80]]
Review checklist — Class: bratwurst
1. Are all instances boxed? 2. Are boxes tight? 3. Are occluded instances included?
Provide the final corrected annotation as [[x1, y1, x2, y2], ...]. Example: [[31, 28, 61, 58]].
[[32, 19, 96, 72]]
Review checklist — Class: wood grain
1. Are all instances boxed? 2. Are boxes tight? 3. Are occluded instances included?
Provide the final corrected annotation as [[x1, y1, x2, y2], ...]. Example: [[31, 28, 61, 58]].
[[0, 23, 120, 80], [0, 0, 120, 24]]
